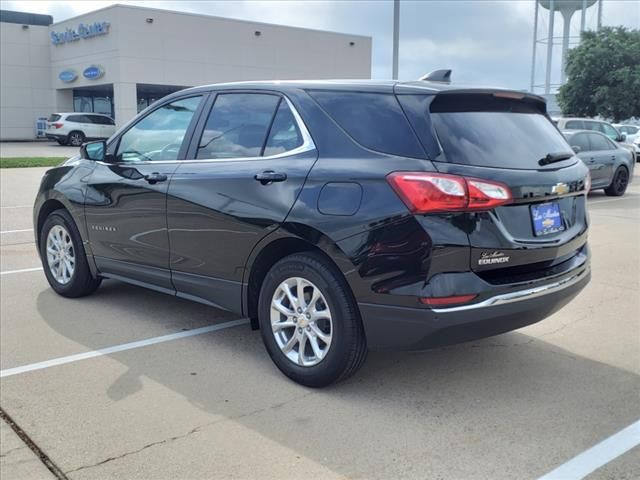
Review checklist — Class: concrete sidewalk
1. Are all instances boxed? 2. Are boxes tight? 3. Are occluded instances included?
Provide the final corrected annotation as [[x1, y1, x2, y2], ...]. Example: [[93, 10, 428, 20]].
[[0, 142, 79, 158]]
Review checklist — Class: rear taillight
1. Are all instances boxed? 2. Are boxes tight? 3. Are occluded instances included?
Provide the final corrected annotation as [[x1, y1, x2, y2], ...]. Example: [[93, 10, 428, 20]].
[[387, 172, 512, 213], [52, 123, 63, 129]]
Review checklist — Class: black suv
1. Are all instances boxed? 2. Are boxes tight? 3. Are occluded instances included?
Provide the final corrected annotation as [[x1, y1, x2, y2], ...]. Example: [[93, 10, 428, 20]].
[[34, 79, 591, 387]]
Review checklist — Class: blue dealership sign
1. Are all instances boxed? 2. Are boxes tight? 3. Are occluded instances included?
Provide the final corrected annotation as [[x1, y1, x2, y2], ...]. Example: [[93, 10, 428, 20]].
[[58, 70, 77, 83], [51, 21, 110, 45], [83, 65, 105, 80]]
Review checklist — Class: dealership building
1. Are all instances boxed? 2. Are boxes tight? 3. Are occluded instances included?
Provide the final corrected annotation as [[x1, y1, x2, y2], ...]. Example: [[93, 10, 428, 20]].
[[0, 4, 372, 140]]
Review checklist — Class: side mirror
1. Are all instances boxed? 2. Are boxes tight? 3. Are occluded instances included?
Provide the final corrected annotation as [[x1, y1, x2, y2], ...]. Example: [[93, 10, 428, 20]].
[[571, 145, 581, 154], [80, 140, 107, 161], [620, 133, 627, 142]]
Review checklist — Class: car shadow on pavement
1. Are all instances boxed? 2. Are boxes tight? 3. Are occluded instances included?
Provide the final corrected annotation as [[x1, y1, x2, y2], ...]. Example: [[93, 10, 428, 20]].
[[28, 279, 640, 479]]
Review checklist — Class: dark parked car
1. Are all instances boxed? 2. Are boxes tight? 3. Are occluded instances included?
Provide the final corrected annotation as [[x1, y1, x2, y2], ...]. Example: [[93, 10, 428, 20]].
[[33, 79, 591, 387], [563, 130, 634, 196]]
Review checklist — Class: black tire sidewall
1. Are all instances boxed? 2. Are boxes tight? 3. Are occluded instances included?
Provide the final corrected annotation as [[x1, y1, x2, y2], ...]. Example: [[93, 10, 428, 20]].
[[258, 253, 363, 387], [39, 210, 98, 297], [606, 167, 628, 196]]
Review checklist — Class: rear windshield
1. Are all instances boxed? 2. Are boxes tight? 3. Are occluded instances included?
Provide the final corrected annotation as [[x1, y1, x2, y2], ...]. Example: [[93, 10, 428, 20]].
[[48, 114, 61, 122], [430, 95, 572, 169]]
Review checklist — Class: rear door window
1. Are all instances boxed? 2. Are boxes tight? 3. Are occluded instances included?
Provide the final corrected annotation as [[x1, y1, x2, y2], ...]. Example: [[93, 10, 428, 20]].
[[263, 101, 303, 156], [584, 122, 600, 132], [67, 114, 89, 123], [565, 120, 583, 129], [429, 94, 572, 169], [308, 90, 425, 159], [197, 93, 280, 159]]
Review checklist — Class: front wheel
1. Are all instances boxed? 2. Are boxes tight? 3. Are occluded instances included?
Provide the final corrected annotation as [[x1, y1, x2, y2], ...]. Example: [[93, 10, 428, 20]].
[[258, 252, 367, 387], [604, 166, 629, 197], [39, 210, 101, 297]]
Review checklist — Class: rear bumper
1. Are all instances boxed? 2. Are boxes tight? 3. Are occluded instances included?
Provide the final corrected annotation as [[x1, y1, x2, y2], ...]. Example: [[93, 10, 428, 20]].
[[358, 261, 590, 350], [45, 133, 66, 141]]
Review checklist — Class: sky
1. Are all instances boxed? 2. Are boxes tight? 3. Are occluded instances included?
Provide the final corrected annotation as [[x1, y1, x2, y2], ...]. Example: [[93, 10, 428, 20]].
[[1, 0, 638, 92]]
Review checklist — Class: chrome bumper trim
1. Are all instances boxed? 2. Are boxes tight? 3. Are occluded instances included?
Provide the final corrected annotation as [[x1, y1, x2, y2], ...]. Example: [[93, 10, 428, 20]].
[[432, 266, 589, 313]]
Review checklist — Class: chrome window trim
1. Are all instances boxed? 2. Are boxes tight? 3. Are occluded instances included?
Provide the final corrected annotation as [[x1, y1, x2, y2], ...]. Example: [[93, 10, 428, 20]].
[[431, 266, 589, 313], [103, 96, 315, 166]]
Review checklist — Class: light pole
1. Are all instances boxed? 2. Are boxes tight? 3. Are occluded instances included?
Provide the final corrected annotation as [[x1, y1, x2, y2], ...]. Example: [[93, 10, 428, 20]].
[[392, 0, 399, 80]]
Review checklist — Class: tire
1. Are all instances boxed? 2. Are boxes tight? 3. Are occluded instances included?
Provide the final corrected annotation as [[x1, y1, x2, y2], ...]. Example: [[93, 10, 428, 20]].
[[67, 131, 85, 147], [604, 166, 629, 197], [57, 139, 67, 146], [258, 252, 367, 387], [39, 209, 101, 298]]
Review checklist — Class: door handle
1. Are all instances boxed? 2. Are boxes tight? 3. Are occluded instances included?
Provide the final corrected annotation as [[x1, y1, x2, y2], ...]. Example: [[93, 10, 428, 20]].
[[254, 170, 287, 184], [144, 172, 168, 184]]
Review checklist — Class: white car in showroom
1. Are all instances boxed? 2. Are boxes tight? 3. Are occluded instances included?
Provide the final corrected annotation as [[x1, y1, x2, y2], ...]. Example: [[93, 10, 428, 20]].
[[45, 113, 116, 146]]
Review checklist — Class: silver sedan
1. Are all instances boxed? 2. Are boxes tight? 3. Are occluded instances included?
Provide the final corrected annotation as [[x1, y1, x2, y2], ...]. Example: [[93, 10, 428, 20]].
[[563, 130, 634, 196]]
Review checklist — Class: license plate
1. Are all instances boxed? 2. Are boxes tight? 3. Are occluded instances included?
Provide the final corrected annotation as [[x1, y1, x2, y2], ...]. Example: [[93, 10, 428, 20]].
[[531, 202, 564, 236]]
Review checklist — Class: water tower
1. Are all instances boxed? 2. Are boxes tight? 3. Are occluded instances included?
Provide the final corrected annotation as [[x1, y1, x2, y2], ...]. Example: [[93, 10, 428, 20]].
[[531, 0, 602, 95]]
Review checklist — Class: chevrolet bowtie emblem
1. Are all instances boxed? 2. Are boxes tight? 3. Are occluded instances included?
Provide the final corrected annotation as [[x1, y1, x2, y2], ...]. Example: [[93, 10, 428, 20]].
[[552, 183, 570, 195]]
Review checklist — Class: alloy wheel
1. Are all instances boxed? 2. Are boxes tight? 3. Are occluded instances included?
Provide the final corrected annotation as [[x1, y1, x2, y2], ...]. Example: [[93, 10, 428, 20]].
[[46, 225, 75, 284], [69, 133, 84, 146], [270, 277, 333, 367]]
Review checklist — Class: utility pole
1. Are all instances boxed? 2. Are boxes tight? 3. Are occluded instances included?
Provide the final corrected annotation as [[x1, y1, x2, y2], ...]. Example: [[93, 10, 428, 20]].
[[597, 0, 603, 30], [531, 0, 539, 92], [392, 0, 399, 80], [544, 0, 555, 95]]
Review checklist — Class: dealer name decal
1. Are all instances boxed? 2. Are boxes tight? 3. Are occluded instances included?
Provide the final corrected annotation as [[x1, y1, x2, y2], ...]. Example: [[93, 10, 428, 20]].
[[478, 251, 510, 265]]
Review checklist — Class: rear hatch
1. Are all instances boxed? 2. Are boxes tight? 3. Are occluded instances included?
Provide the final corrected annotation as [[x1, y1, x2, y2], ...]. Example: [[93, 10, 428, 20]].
[[402, 91, 590, 284]]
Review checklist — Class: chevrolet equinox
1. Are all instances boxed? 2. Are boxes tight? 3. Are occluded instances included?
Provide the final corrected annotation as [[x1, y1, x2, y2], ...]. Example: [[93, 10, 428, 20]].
[[34, 76, 591, 387]]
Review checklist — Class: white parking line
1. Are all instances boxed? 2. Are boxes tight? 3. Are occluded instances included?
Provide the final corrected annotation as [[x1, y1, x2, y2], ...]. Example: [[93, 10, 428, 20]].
[[538, 419, 640, 480], [0, 319, 249, 378], [1, 229, 32, 234], [0, 205, 32, 209], [0, 267, 43, 276]]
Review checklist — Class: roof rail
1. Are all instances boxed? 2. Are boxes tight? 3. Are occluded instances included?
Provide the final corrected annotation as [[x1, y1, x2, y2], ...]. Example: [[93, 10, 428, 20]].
[[419, 69, 452, 83]]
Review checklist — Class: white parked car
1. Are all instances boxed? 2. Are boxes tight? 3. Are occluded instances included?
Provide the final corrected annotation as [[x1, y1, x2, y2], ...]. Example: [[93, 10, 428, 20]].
[[613, 124, 639, 144], [45, 113, 116, 146]]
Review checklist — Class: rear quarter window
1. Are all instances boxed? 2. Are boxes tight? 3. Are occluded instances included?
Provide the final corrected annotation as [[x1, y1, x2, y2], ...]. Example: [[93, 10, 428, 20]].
[[48, 114, 61, 122], [308, 90, 425, 159], [565, 120, 583, 129]]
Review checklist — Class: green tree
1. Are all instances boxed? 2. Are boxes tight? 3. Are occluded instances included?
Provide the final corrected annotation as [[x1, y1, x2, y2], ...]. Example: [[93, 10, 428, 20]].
[[558, 27, 640, 122]]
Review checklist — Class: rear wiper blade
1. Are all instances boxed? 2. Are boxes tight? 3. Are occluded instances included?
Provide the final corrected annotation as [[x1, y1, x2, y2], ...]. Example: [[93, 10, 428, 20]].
[[538, 152, 574, 166]]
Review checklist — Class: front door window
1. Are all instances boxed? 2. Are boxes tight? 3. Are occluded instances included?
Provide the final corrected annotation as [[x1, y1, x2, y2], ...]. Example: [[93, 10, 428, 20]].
[[116, 96, 203, 163]]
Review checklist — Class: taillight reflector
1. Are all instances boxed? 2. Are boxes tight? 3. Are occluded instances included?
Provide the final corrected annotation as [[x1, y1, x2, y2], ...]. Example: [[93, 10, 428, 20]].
[[420, 294, 478, 306], [387, 172, 512, 214], [52, 123, 63, 129]]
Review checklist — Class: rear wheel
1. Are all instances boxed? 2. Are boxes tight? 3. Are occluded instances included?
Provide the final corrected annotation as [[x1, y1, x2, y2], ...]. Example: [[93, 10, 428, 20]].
[[67, 131, 85, 147], [40, 210, 101, 297], [258, 252, 367, 387], [604, 166, 629, 196]]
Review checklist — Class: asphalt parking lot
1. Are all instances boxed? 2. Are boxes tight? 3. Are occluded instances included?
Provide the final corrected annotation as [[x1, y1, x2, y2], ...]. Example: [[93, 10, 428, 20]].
[[1, 164, 638, 479]]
